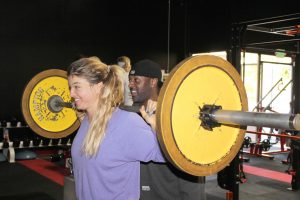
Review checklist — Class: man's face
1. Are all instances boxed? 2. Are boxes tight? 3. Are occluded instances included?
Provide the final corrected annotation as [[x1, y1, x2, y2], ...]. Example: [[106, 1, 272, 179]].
[[129, 75, 152, 104]]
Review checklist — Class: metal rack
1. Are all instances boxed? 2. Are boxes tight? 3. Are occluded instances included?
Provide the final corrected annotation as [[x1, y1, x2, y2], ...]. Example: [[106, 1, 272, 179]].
[[226, 13, 300, 200]]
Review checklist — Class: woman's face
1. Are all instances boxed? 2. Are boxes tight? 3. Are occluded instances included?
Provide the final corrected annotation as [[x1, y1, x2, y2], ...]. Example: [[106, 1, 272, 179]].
[[68, 75, 102, 114]]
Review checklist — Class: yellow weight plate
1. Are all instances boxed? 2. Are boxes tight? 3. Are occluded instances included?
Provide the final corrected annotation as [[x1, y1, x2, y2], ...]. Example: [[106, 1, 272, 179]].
[[157, 55, 248, 176], [22, 69, 80, 138]]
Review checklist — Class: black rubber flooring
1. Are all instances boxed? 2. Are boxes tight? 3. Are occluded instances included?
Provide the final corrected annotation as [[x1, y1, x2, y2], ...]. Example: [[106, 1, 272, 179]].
[[0, 192, 56, 200], [206, 151, 300, 200], [0, 149, 299, 200], [0, 162, 63, 200]]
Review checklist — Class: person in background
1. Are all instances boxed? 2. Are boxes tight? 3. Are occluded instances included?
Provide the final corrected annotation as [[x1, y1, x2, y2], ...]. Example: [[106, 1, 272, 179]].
[[117, 55, 133, 106], [68, 56, 165, 200], [129, 59, 206, 200]]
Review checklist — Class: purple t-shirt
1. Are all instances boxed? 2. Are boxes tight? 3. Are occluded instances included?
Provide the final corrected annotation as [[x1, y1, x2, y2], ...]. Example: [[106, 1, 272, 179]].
[[71, 108, 165, 200]]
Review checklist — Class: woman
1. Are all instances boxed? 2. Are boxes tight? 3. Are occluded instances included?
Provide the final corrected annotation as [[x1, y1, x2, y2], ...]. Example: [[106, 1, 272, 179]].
[[68, 56, 164, 200], [117, 55, 131, 73], [117, 55, 133, 106]]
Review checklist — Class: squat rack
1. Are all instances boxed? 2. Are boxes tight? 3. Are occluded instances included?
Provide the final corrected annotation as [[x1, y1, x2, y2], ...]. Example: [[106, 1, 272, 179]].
[[225, 13, 300, 200]]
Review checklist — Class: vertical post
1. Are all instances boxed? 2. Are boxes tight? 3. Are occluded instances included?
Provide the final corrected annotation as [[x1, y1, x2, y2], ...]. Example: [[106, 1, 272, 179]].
[[225, 23, 246, 200], [229, 154, 240, 200], [217, 153, 240, 200], [294, 43, 300, 115], [227, 23, 245, 73], [217, 148, 240, 200], [291, 139, 300, 190], [292, 45, 300, 190]]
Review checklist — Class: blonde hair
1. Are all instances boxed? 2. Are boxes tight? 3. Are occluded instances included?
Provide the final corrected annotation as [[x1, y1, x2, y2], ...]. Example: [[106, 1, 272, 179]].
[[68, 56, 124, 156], [117, 56, 131, 72]]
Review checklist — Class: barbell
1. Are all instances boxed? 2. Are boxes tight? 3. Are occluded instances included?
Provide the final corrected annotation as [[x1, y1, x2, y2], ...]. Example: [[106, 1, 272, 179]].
[[21, 55, 300, 176]]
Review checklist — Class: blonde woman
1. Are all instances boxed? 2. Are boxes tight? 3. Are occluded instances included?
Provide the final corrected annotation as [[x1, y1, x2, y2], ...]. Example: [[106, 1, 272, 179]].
[[117, 55, 131, 73], [117, 55, 133, 106], [68, 56, 164, 200]]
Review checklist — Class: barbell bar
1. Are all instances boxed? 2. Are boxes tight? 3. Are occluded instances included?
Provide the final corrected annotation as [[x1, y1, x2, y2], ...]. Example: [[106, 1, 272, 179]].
[[50, 101, 300, 132], [200, 105, 300, 131]]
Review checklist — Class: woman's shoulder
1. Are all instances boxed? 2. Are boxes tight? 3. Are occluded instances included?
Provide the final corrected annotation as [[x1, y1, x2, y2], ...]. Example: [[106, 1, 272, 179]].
[[113, 107, 149, 127], [116, 107, 141, 120]]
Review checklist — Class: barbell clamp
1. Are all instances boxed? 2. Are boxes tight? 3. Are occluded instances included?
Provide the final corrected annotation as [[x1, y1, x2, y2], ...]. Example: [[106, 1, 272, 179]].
[[199, 104, 222, 131]]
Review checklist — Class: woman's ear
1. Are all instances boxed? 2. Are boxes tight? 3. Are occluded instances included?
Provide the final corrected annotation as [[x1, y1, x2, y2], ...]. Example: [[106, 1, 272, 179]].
[[96, 82, 104, 94]]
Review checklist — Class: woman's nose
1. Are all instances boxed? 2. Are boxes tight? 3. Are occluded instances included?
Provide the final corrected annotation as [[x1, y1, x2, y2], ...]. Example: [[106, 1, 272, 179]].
[[69, 88, 75, 97]]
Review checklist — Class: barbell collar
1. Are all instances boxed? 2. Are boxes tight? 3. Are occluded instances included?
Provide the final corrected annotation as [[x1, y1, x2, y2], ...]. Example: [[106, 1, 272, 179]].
[[199, 104, 222, 131], [47, 95, 74, 113]]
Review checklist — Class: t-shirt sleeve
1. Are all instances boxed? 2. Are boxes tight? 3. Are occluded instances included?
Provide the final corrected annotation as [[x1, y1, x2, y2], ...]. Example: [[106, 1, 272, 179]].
[[122, 113, 165, 163]]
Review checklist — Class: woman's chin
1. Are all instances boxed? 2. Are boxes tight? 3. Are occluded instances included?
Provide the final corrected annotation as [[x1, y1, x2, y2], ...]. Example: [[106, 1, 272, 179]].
[[75, 104, 83, 110]]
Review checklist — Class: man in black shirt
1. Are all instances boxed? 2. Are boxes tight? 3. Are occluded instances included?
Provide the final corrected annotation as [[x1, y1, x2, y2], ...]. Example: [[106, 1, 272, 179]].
[[129, 59, 206, 200]]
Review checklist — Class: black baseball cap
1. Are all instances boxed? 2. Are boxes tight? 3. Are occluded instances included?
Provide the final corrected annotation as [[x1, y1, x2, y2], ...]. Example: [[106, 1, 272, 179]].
[[130, 59, 162, 82]]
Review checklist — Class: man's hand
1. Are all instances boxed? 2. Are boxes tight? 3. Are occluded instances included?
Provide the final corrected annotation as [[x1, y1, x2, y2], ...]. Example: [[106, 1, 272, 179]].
[[140, 99, 157, 131]]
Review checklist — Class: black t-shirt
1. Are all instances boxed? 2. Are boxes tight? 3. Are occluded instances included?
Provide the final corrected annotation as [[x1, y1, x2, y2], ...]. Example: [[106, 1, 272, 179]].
[[140, 161, 205, 200]]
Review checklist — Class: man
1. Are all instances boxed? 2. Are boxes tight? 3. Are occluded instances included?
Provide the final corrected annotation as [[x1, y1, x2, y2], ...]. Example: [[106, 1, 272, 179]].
[[129, 59, 206, 200]]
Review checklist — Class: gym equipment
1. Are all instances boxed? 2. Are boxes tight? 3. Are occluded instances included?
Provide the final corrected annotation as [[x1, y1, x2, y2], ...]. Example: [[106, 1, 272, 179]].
[[252, 78, 282, 111], [243, 136, 252, 148], [22, 69, 80, 139], [260, 139, 271, 151], [20, 55, 300, 177], [156, 55, 300, 176], [15, 150, 37, 160], [262, 79, 292, 112], [0, 153, 6, 162], [246, 130, 300, 140]]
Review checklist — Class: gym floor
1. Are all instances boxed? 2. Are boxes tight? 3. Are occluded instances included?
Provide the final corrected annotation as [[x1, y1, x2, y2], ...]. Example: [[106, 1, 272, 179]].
[[206, 154, 300, 199], [206, 144, 300, 200], [0, 147, 299, 200]]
